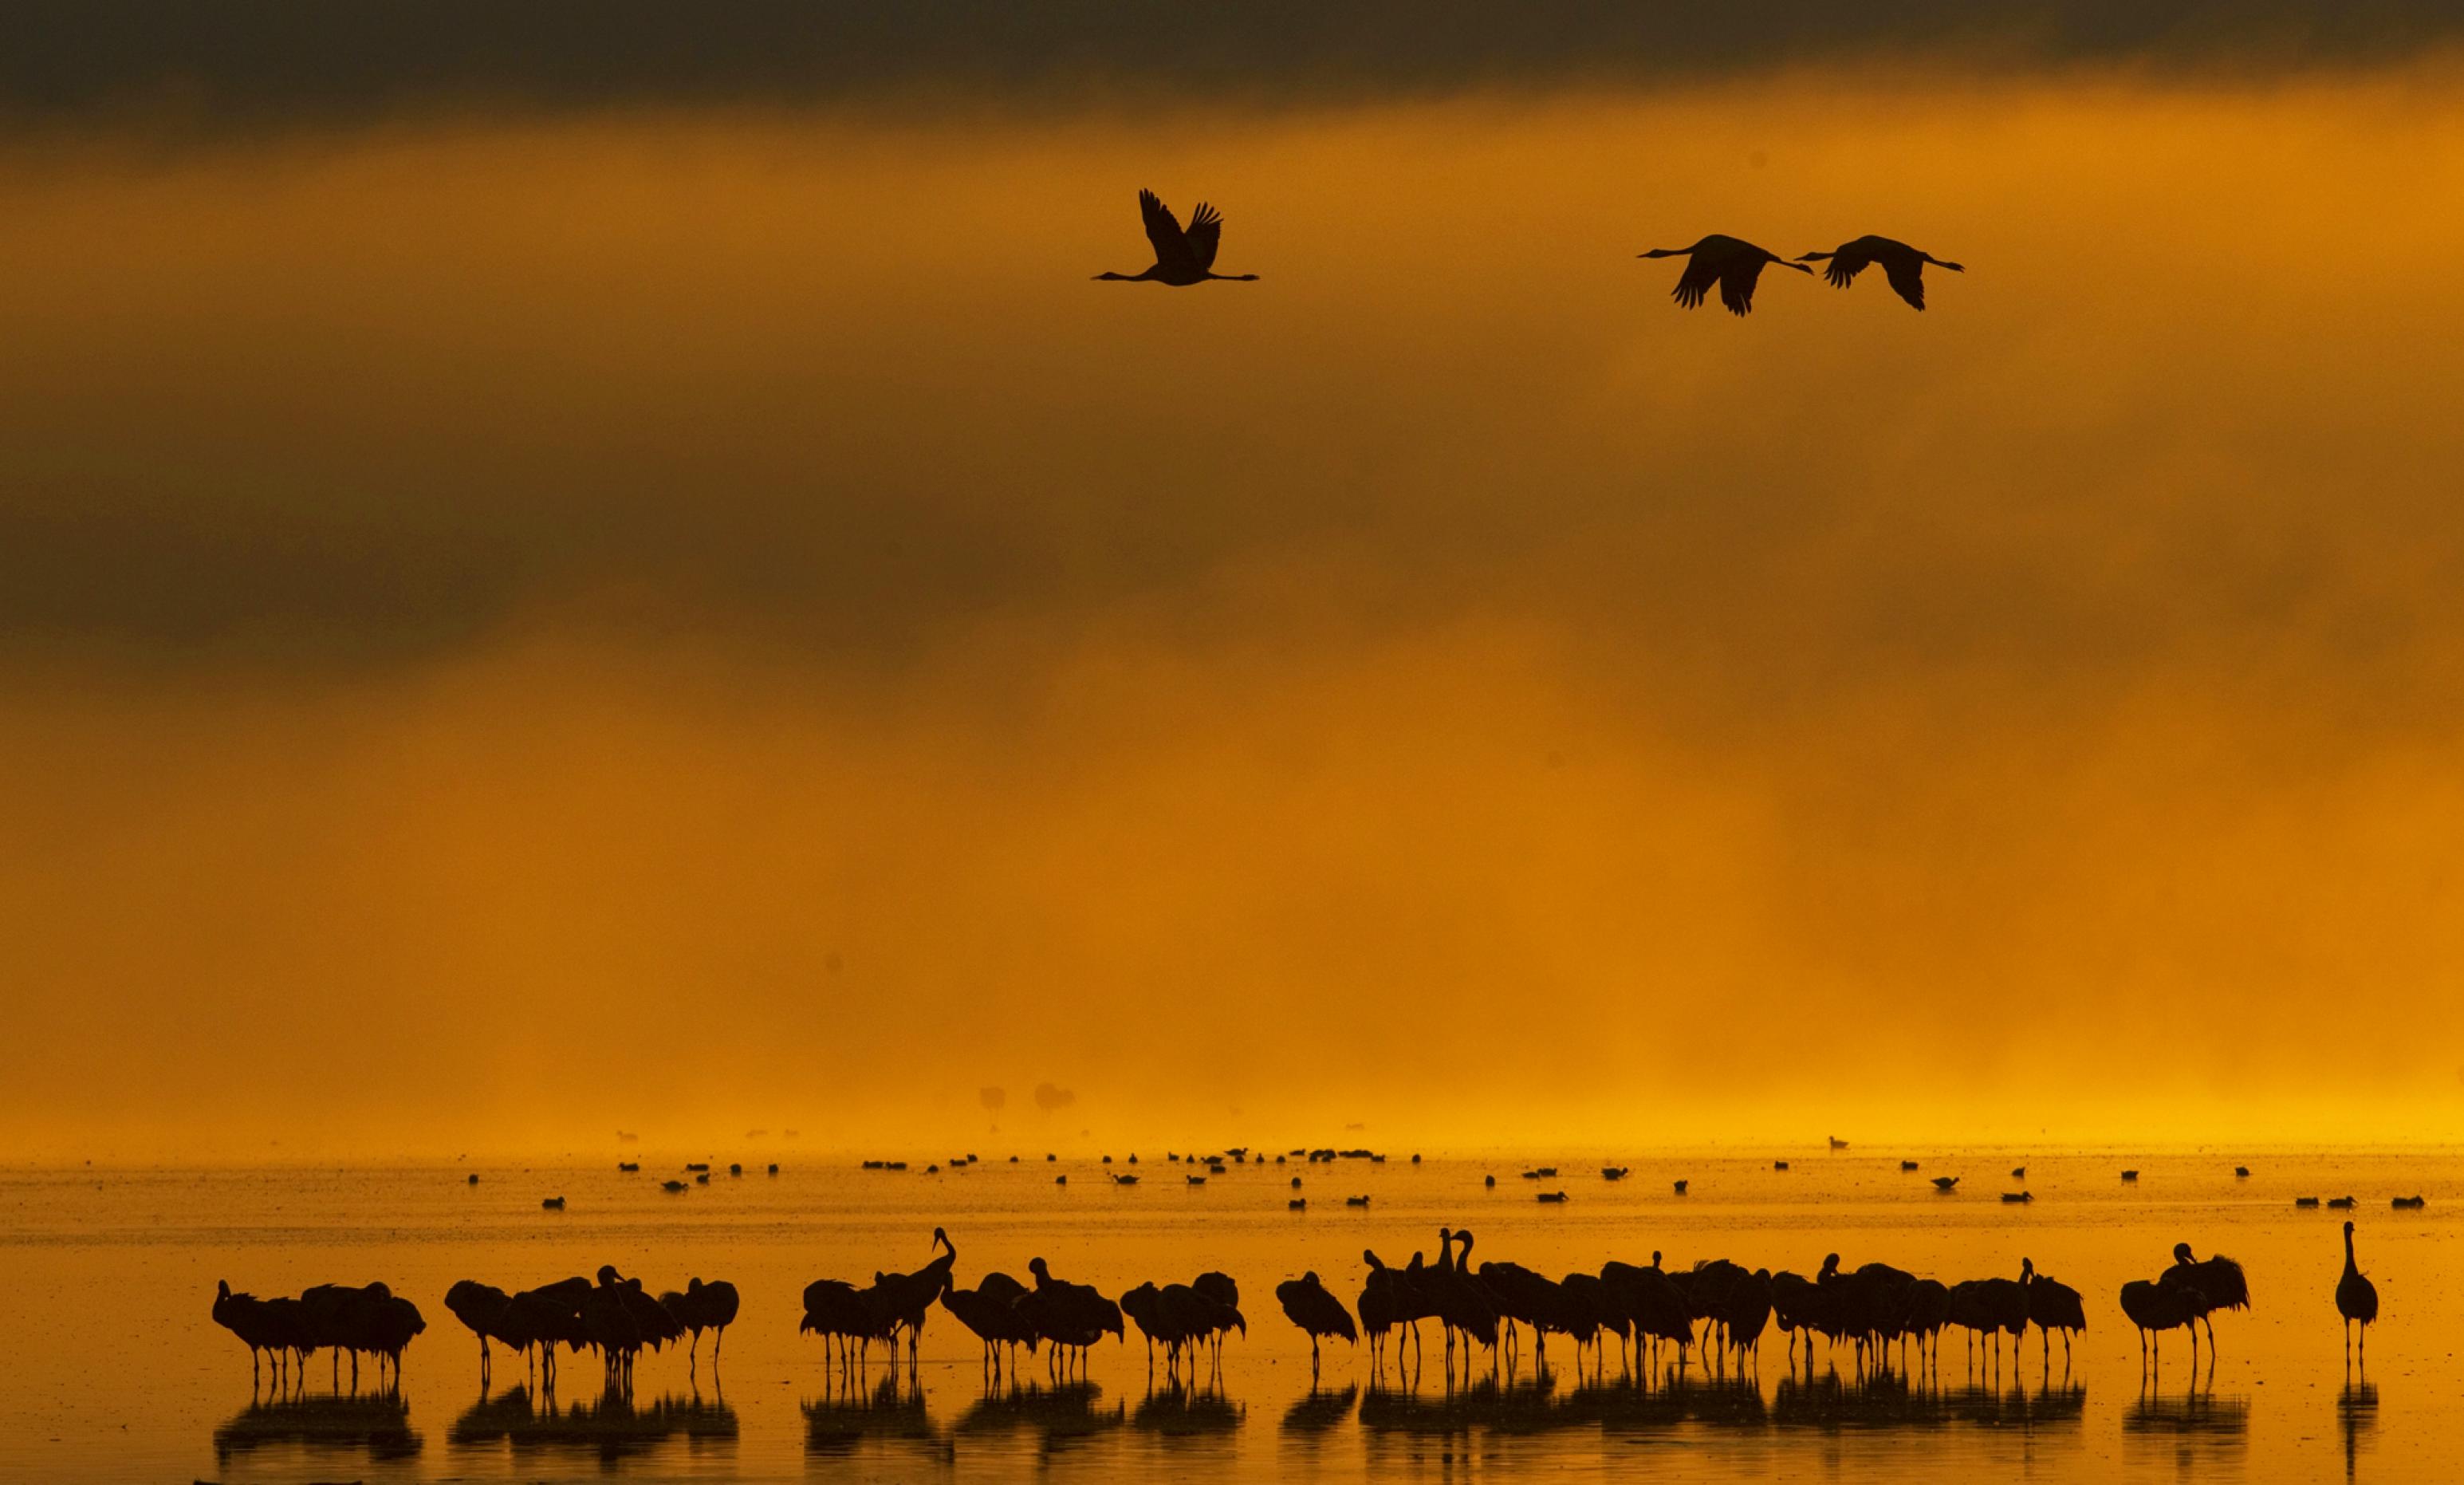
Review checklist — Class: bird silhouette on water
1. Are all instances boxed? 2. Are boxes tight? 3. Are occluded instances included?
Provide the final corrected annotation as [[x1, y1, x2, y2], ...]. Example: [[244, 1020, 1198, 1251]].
[[2336, 1220, 2378, 1362], [1096, 190, 1259, 285], [2119, 1277, 2202, 1367], [2022, 1259, 2086, 1366], [655, 1277, 740, 1370], [1639, 234, 1810, 316], [1275, 1271, 1357, 1381], [2162, 1242, 2249, 1349], [1798, 234, 1964, 309]]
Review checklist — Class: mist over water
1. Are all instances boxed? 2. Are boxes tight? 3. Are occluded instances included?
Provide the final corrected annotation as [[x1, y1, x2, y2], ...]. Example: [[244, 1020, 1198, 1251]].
[[10, 73, 2464, 1153]]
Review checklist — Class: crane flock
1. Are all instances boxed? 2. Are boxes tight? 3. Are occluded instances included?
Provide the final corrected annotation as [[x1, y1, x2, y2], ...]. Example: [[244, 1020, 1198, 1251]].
[[1097, 191, 1962, 317], [212, 1221, 2379, 1397]]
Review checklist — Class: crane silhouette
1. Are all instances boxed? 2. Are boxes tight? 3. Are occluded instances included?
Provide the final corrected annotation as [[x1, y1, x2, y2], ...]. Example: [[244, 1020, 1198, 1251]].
[[2336, 1221, 2379, 1362], [443, 1280, 515, 1385], [1357, 1250, 1419, 1373], [2022, 1258, 2086, 1366], [1638, 234, 1810, 316], [942, 1271, 1036, 1377], [1797, 235, 1964, 309], [2162, 1242, 2250, 1349], [2120, 1278, 2202, 1368], [655, 1277, 739, 1370], [1096, 190, 1259, 285]]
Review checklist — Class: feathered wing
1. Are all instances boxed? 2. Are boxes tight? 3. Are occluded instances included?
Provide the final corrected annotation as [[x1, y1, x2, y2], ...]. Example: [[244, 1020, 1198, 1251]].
[[1718, 257, 1769, 316], [1881, 254, 1927, 309], [1138, 189, 1197, 276], [1671, 253, 1722, 309], [1183, 202, 1223, 271], [1822, 250, 1871, 290]]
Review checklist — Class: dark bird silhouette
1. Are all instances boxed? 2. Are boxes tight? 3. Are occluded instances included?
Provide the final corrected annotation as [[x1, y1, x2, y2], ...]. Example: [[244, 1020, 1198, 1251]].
[[942, 1271, 1037, 1376], [1095, 190, 1258, 285], [2023, 1259, 2085, 1366], [1427, 1229, 1502, 1377], [1155, 1282, 1245, 1376], [1950, 1270, 2030, 1371], [1765, 1268, 1829, 1365], [1717, 1270, 1775, 1368], [364, 1289, 427, 1385], [2336, 1221, 2379, 1361], [1357, 1250, 1419, 1371], [656, 1278, 740, 1367], [1900, 1278, 1951, 1369], [443, 1281, 515, 1383], [2328, 1195, 2357, 1209], [2161, 1243, 2250, 1348], [1191, 1271, 1243, 1368], [1559, 1271, 1622, 1376], [2120, 1278, 2202, 1365], [212, 1281, 304, 1385], [800, 1278, 894, 1368], [1474, 1238, 1584, 1369], [871, 1229, 958, 1365], [1931, 1176, 1960, 1192], [1602, 1254, 1694, 1369], [1120, 1282, 1168, 1369], [1017, 1257, 1124, 1377], [582, 1266, 680, 1385], [1639, 234, 1812, 316], [1797, 234, 1963, 309], [298, 1282, 416, 1390], [499, 1282, 588, 1388]]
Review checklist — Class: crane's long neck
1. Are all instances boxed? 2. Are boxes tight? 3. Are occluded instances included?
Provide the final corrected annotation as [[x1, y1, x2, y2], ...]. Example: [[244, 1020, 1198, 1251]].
[[2344, 1227, 2358, 1274], [1094, 268, 1158, 282], [1458, 1231, 1475, 1269]]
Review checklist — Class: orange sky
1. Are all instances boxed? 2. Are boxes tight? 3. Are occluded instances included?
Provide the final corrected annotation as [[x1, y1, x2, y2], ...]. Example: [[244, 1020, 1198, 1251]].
[[6, 71, 2464, 1156]]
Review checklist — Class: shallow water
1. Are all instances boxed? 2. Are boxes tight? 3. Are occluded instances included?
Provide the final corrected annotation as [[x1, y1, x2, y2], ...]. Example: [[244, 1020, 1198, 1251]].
[[2, 1149, 2450, 1481]]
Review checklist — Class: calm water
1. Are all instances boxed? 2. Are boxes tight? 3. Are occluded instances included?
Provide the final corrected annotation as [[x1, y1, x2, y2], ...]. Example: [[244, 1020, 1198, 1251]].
[[2, 1149, 2452, 1482]]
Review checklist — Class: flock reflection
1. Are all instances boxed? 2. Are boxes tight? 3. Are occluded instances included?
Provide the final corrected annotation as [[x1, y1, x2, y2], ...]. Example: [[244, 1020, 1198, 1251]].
[[207, 1358, 2371, 1476], [771, 1362, 2112, 1467], [2120, 1363, 2253, 1471], [1345, 1366, 2088, 1438], [211, 1388, 423, 1465], [450, 1381, 738, 1464]]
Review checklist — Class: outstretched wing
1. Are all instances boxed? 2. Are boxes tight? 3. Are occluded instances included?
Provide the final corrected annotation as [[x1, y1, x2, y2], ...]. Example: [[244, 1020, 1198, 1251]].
[[1671, 253, 1721, 310], [1823, 250, 1871, 290], [1718, 258, 1769, 316], [1881, 255, 1927, 309], [1138, 189, 1197, 275], [1183, 202, 1223, 271]]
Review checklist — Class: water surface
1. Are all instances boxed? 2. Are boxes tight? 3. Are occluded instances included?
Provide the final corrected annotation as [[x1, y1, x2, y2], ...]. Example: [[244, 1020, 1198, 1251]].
[[2, 1148, 2448, 1480]]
